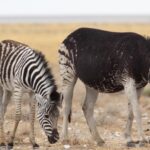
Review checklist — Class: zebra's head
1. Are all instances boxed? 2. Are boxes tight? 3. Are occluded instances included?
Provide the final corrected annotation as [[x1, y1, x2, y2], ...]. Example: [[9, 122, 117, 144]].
[[36, 90, 62, 144]]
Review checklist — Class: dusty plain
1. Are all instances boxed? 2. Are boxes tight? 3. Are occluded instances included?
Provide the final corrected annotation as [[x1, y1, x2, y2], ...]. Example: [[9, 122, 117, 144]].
[[1, 23, 150, 150]]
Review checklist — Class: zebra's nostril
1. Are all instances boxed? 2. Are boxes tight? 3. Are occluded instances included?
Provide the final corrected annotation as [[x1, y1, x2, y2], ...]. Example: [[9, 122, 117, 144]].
[[48, 129, 59, 144], [48, 135, 59, 144]]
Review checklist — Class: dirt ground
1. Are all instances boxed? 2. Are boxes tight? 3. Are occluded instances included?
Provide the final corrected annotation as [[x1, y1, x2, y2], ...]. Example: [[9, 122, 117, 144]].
[[1, 23, 150, 150], [3, 82, 150, 150]]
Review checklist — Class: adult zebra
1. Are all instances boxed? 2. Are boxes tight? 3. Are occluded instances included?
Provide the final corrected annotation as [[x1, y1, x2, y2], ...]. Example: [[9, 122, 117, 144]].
[[59, 28, 150, 147], [0, 40, 62, 149]]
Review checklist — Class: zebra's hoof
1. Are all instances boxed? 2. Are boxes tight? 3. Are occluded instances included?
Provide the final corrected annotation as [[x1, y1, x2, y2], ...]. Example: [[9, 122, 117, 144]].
[[7, 143, 14, 150], [126, 141, 136, 147], [126, 141, 146, 147], [33, 143, 39, 149], [0, 143, 6, 149], [135, 141, 146, 147], [138, 141, 145, 147]]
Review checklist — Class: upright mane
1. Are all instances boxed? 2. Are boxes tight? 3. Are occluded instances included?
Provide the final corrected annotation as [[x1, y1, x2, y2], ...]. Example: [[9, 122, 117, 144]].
[[34, 50, 57, 91]]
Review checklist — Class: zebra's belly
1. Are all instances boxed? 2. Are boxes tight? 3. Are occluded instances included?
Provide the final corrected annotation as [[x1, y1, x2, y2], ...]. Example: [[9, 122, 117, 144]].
[[83, 80, 124, 93], [80, 78, 147, 93], [0, 80, 31, 93], [0, 83, 16, 91], [0, 80, 13, 91]]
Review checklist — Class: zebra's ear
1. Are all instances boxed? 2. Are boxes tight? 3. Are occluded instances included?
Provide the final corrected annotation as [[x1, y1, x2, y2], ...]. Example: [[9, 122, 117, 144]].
[[50, 91, 63, 107]]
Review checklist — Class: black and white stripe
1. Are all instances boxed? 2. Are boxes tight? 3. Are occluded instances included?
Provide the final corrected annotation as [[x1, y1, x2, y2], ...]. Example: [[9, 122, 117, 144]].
[[37, 96, 60, 143], [0, 40, 61, 148]]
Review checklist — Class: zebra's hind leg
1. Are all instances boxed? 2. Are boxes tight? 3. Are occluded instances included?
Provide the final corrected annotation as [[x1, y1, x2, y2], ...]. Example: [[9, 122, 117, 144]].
[[124, 78, 146, 147], [7, 86, 23, 149], [61, 79, 77, 143], [29, 93, 39, 149], [0, 87, 6, 148], [59, 47, 77, 142], [82, 86, 104, 146], [125, 88, 143, 147], [124, 101, 134, 146]]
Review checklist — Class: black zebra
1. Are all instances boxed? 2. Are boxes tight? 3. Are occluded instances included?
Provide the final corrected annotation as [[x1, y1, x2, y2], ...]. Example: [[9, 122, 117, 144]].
[[59, 28, 150, 147], [0, 40, 62, 149]]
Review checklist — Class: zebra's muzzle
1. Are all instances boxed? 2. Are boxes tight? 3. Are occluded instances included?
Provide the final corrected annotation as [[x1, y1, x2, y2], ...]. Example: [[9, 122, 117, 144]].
[[48, 129, 59, 144]]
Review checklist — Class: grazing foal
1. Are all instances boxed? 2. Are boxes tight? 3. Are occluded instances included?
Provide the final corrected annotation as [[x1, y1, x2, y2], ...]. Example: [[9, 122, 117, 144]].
[[0, 40, 62, 149], [59, 28, 150, 146]]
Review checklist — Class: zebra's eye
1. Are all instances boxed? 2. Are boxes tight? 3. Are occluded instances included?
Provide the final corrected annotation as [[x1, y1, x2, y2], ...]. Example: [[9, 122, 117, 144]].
[[45, 114, 49, 118], [37, 103, 41, 107]]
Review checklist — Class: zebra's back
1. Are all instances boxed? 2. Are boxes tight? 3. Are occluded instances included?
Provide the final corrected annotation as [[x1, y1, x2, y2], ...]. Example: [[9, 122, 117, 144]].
[[0, 40, 55, 96]]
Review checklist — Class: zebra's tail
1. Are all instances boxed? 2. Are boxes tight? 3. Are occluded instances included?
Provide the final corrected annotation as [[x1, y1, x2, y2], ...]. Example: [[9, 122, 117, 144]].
[[68, 110, 72, 123]]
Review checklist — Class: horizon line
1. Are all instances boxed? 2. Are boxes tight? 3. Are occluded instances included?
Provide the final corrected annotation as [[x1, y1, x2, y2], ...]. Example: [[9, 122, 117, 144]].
[[0, 15, 150, 23]]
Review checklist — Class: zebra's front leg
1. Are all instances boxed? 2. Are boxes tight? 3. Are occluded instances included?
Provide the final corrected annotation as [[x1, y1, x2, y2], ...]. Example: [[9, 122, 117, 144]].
[[7, 87, 23, 149], [0, 89, 11, 149], [0, 112, 5, 149], [82, 86, 104, 146], [29, 95, 39, 149], [0, 87, 5, 148]]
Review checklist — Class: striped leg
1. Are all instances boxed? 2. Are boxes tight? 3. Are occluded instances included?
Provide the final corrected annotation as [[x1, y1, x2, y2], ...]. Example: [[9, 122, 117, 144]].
[[29, 93, 39, 148], [124, 79, 145, 147], [3, 90, 11, 114], [125, 88, 143, 146], [82, 86, 104, 146], [8, 86, 23, 148], [0, 87, 5, 148], [0, 89, 11, 148]]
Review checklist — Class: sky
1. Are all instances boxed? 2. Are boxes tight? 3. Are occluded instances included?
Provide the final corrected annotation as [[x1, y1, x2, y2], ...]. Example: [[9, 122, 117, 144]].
[[0, 0, 150, 16]]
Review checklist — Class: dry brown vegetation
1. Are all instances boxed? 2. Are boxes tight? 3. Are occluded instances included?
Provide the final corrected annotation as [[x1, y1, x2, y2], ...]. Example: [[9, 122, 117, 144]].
[[1, 23, 150, 150]]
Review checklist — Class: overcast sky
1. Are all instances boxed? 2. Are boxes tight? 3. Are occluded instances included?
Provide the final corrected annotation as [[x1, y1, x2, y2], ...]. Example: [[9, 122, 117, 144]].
[[0, 0, 150, 16]]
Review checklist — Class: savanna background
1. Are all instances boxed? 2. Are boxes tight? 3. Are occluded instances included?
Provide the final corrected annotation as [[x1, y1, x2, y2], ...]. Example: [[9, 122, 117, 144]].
[[2, 23, 150, 150], [1, 0, 150, 150]]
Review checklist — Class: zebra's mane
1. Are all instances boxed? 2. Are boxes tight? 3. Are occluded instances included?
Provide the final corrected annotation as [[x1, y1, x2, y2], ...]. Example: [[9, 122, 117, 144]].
[[145, 36, 150, 51], [34, 50, 57, 91], [2, 40, 28, 47]]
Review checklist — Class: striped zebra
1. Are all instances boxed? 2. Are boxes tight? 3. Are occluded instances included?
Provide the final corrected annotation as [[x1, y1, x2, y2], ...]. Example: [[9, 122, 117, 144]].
[[0, 40, 62, 149], [59, 28, 150, 147]]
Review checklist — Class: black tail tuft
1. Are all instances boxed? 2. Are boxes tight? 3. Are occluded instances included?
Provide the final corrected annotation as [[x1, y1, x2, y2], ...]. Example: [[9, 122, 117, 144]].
[[68, 110, 72, 123]]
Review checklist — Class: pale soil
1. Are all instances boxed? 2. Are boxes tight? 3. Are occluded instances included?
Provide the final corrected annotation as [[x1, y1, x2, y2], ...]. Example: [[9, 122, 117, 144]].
[[4, 82, 150, 150], [1, 23, 150, 150]]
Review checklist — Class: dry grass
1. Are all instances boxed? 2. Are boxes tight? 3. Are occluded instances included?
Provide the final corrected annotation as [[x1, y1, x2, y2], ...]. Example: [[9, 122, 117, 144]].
[[1, 23, 150, 150]]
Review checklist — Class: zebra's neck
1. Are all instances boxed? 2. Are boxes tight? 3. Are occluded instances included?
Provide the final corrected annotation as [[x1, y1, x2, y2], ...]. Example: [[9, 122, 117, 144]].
[[18, 49, 56, 98], [26, 59, 56, 98], [34, 75, 56, 99]]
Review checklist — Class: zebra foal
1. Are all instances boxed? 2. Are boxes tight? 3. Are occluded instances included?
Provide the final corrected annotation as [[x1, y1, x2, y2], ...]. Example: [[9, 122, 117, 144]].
[[0, 40, 62, 149]]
